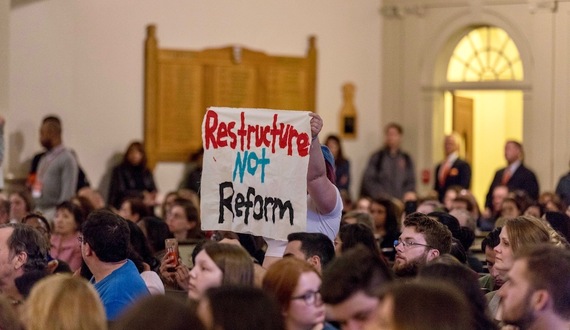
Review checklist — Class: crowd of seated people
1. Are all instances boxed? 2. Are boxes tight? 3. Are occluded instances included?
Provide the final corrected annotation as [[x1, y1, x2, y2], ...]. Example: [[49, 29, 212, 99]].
[[1, 114, 570, 330]]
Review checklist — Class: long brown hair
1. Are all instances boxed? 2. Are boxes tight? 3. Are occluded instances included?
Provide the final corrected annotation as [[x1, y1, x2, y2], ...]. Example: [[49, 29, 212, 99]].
[[203, 242, 254, 286], [504, 215, 551, 255]]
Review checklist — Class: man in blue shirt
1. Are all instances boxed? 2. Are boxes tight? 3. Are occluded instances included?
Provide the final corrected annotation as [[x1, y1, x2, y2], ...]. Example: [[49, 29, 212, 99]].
[[81, 210, 149, 320]]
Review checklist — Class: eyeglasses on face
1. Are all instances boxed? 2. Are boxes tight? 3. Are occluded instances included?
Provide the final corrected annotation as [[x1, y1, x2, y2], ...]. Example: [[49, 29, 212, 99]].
[[291, 290, 322, 306], [393, 239, 433, 249]]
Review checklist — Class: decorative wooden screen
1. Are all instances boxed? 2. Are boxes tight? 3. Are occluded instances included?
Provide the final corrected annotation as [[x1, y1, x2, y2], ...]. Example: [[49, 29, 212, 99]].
[[144, 25, 317, 168]]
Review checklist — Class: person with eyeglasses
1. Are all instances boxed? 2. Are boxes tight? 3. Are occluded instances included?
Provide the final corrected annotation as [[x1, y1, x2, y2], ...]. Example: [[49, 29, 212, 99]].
[[392, 212, 452, 278], [263, 257, 333, 330]]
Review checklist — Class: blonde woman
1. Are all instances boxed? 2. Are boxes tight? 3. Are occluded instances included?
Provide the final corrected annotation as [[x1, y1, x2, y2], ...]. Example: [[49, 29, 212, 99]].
[[24, 274, 106, 330]]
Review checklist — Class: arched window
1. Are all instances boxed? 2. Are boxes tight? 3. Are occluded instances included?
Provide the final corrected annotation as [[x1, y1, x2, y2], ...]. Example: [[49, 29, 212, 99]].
[[447, 26, 523, 82]]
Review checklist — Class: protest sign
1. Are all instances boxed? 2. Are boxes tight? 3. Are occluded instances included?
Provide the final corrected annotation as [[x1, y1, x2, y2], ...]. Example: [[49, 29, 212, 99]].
[[201, 107, 311, 240]]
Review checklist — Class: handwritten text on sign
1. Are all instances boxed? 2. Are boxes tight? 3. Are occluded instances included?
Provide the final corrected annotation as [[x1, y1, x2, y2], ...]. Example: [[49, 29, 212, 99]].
[[201, 107, 311, 240]]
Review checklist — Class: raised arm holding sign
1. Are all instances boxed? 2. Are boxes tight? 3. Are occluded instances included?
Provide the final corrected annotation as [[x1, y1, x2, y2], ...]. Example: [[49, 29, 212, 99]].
[[263, 113, 343, 269]]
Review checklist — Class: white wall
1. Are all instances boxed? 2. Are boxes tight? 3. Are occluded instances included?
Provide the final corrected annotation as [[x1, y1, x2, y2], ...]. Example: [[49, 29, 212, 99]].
[[9, 0, 382, 199]]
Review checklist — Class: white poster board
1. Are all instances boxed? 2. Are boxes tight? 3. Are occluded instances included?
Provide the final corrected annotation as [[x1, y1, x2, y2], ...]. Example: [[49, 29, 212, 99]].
[[201, 107, 311, 240]]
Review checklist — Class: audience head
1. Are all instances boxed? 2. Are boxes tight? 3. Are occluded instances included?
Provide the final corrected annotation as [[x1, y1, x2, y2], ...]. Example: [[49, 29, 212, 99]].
[[418, 259, 497, 330], [9, 190, 34, 222], [384, 122, 403, 150], [126, 221, 157, 269], [499, 244, 570, 329], [325, 134, 346, 163], [442, 186, 461, 211], [481, 229, 503, 289], [369, 197, 399, 236], [539, 191, 562, 211], [54, 201, 84, 237], [21, 213, 51, 251], [449, 207, 476, 231], [284, 232, 335, 273], [322, 245, 393, 329], [524, 201, 544, 218], [393, 212, 452, 277], [137, 216, 172, 254], [70, 195, 95, 218], [505, 140, 523, 163], [341, 210, 375, 231], [122, 141, 147, 167], [188, 242, 254, 300], [543, 211, 570, 242], [119, 197, 149, 223], [166, 198, 202, 239], [494, 215, 553, 275], [24, 274, 106, 330], [415, 197, 444, 214], [427, 211, 461, 239], [39, 115, 62, 150], [367, 281, 474, 330], [199, 286, 284, 330], [113, 295, 204, 330], [77, 187, 106, 210], [161, 190, 179, 218], [81, 210, 130, 263], [355, 197, 372, 213], [335, 223, 381, 257], [492, 185, 509, 214], [263, 258, 325, 330], [0, 223, 48, 300], [501, 197, 523, 219]]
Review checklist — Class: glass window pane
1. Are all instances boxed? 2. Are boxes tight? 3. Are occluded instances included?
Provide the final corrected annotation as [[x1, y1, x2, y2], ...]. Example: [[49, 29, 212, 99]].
[[447, 26, 523, 82]]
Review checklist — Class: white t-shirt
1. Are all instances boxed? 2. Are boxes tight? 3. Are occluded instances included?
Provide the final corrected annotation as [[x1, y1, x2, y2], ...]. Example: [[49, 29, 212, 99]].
[[265, 188, 342, 257], [140, 271, 165, 295]]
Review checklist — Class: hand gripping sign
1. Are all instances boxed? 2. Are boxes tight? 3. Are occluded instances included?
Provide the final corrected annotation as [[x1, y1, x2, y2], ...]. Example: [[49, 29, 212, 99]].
[[201, 107, 311, 241]]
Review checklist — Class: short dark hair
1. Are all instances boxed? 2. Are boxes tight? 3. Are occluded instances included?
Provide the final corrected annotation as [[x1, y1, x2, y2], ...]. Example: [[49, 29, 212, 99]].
[[427, 211, 461, 239], [403, 212, 452, 255], [287, 232, 335, 269], [338, 223, 381, 257], [518, 244, 570, 319], [138, 216, 172, 254], [322, 245, 393, 304], [206, 286, 285, 330], [481, 227, 502, 252], [81, 210, 130, 262], [56, 201, 85, 228], [1, 223, 48, 272], [111, 295, 205, 330], [121, 197, 149, 219], [382, 280, 474, 330], [42, 115, 62, 135], [21, 212, 51, 233], [418, 261, 497, 330]]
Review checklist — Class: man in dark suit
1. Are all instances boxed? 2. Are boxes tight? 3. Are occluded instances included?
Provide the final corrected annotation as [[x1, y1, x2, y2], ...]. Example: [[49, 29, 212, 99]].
[[484, 140, 539, 213], [434, 133, 471, 202]]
